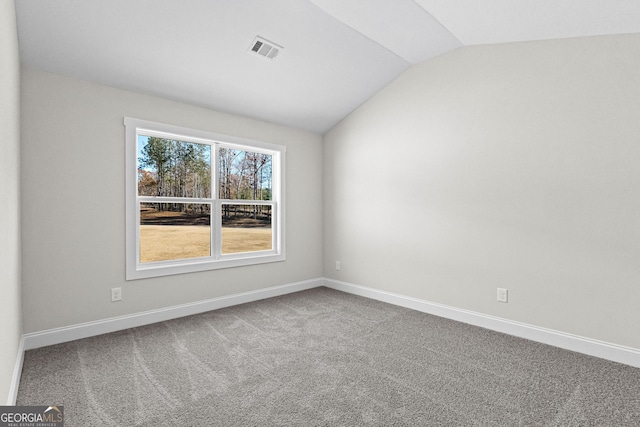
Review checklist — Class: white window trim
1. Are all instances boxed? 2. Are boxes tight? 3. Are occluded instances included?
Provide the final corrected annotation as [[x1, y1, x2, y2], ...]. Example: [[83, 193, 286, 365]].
[[125, 117, 286, 280]]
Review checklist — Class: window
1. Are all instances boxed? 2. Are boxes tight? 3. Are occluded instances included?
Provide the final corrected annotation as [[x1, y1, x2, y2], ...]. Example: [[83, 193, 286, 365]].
[[125, 118, 285, 280]]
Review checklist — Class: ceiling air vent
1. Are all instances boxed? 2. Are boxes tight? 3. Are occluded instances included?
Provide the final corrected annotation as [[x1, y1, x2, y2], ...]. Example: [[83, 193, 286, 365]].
[[248, 36, 283, 60]]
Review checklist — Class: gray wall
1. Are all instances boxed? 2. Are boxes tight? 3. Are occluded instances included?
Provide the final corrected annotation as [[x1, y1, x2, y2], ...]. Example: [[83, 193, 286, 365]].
[[324, 34, 640, 349], [21, 68, 323, 334], [0, 0, 22, 404]]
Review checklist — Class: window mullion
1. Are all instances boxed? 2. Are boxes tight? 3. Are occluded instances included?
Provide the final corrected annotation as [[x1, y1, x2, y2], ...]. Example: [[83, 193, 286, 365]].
[[213, 200, 222, 259], [213, 143, 221, 259], [137, 196, 213, 204], [213, 142, 220, 200]]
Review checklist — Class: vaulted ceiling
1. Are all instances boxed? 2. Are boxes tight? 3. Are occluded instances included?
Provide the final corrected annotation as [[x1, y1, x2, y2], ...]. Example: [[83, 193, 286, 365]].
[[15, 0, 640, 133]]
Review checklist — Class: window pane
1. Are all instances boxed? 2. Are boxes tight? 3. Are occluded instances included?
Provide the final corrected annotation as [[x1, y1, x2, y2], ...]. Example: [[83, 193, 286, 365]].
[[218, 148, 272, 200], [138, 136, 211, 198], [222, 204, 272, 254], [140, 203, 211, 263]]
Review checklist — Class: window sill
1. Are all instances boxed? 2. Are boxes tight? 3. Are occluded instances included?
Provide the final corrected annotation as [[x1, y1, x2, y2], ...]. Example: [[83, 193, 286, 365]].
[[126, 252, 286, 280]]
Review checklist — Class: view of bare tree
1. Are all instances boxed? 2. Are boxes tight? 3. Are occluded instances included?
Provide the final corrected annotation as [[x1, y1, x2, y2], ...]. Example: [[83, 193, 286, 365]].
[[138, 137, 272, 224]]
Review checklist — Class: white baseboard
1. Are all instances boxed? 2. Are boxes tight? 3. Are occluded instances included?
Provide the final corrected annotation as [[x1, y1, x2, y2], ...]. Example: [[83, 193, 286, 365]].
[[7, 337, 24, 405], [323, 278, 640, 369], [20, 276, 640, 370], [23, 278, 323, 351]]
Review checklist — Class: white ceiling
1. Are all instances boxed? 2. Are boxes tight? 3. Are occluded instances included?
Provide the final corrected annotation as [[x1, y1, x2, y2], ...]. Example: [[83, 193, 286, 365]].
[[415, 0, 640, 45], [14, 0, 640, 134]]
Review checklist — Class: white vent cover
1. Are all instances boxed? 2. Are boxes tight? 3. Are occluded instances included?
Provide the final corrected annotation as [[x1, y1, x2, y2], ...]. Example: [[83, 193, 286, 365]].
[[248, 36, 283, 60]]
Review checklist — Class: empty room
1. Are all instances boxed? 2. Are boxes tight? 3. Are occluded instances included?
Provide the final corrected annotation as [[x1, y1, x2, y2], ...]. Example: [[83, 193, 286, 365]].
[[2, 0, 639, 425]]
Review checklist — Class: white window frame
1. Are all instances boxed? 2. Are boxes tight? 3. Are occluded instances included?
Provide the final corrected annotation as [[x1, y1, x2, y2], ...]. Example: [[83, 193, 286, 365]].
[[125, 117, 285, 280]]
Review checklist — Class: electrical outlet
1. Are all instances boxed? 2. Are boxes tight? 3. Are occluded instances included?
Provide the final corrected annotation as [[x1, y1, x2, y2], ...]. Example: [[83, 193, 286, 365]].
[[111, 287, 122, 302], [335, 261, 341, 271], [497, 288, 508, 303]]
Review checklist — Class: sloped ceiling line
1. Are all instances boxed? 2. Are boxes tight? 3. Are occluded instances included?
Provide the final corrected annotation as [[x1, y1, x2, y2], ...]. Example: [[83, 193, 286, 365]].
[[15, 0, 640, 134]]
